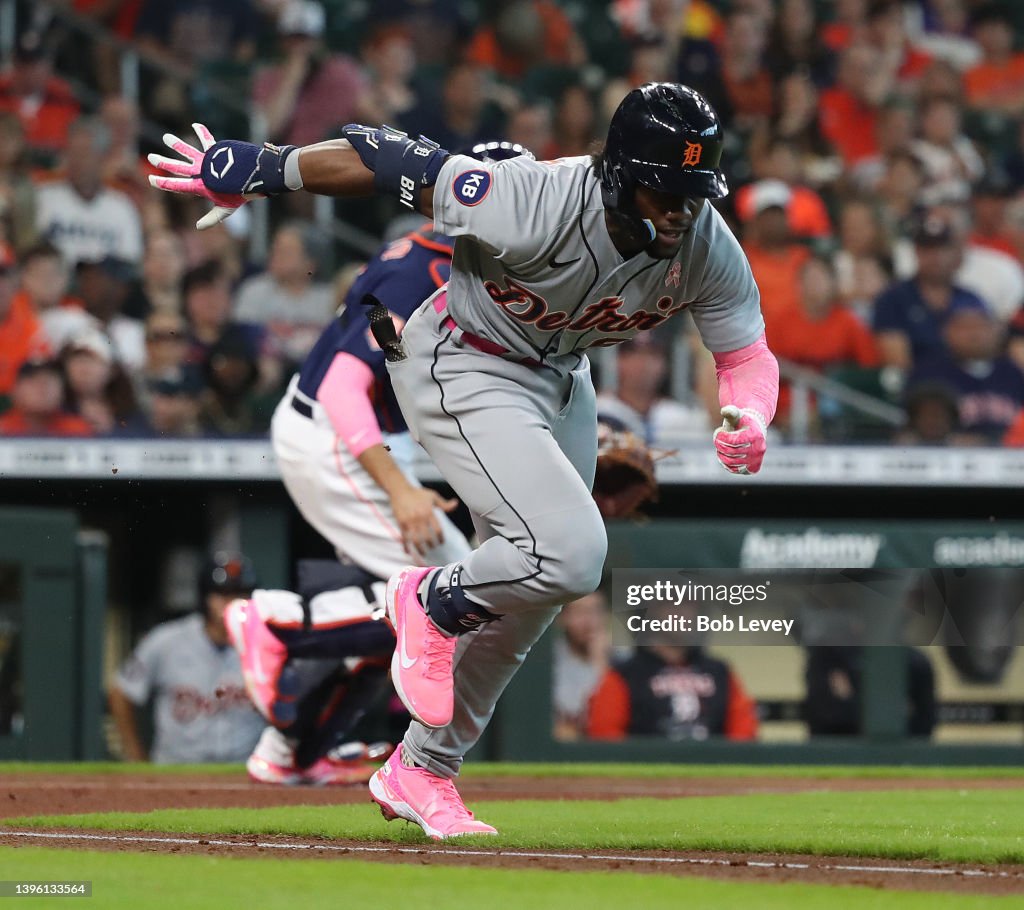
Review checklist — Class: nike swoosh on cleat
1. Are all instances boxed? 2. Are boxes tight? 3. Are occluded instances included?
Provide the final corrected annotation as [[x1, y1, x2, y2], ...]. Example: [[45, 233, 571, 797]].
[[398, 603, 418, 669], [549, 255, 581, 269]]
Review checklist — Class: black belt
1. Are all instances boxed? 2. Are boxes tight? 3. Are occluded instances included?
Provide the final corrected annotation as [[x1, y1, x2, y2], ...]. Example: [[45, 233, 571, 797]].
[[290, 395, 313, 419]]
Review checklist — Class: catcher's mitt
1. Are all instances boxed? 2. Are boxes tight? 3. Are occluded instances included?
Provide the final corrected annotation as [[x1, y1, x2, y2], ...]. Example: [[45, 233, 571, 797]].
[[592, 422, 662, 519]]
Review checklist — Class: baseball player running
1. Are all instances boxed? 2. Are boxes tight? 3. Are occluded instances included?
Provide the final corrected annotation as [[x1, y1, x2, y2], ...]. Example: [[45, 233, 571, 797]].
[[151, 82, 779, 838], [225, 145, 532, 784]]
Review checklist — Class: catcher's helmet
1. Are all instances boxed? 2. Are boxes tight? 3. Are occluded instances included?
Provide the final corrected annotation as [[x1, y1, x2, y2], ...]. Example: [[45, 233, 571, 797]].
[[600, 82, 727, 211], [200, 552, 256, 598]]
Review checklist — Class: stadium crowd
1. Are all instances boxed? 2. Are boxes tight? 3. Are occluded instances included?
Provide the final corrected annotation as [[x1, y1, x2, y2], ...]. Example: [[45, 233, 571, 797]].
[[1, 0, 1024, 445]]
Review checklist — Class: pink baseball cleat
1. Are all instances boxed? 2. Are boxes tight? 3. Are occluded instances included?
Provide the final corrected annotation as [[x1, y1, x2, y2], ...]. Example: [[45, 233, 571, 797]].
[[224, 598, 290, 725], [385, 567, 455, 729], [369, 746, 498, 839]]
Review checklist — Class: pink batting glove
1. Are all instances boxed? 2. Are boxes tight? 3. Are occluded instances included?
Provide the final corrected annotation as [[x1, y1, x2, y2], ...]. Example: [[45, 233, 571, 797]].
[[147, 123, 249, 230], [713, 405, 768, 475]]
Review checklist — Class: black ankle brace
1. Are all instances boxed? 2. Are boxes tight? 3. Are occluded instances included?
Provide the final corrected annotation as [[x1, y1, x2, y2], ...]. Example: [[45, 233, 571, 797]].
[[425, 568, 499, 636]]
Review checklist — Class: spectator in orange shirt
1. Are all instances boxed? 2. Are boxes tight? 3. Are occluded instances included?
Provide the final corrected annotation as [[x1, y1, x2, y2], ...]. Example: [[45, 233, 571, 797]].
[[588, 604, 758, 742], [0, 245, 49, 400], [0, 34, 79, 161], [771, 256, 881, 425], [741, 180, 811, 328], [0, 358, 91, 436], [964, 4, 1024, 116], [865, 0, 933, 87], [819, 42, 893, 165], [467, 0, 584, 82]]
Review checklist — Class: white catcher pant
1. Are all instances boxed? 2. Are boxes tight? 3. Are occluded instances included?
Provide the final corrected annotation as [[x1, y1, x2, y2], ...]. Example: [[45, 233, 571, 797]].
[[271, 375, 471, 581]]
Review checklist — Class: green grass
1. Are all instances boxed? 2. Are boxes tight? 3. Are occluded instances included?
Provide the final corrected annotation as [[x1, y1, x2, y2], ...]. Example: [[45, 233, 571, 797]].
[[10, 789, 1024, 864], [1, 848, 1021, 910], [4, 761, 1024, 779]]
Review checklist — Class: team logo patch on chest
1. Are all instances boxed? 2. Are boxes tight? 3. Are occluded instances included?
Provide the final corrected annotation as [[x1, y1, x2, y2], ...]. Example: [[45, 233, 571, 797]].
[[452, 170, 491, 206]]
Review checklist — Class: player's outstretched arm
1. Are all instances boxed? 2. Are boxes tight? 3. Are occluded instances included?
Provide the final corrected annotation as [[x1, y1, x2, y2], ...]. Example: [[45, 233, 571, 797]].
[[148, 123, 444, 230]]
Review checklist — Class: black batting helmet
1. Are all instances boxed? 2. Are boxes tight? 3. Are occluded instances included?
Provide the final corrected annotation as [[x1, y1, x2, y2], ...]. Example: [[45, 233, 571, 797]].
[[599, 82, 727, 212], [200, 552, 257, 598]]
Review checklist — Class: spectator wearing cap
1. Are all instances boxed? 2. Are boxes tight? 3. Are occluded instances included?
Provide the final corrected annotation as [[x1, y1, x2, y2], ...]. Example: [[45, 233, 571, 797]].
[[199, 325, 275, 437], [872, 212, 989, 372], [0, 358, 91, 436], [735, 146, 832, 241], [60, 327, 138, 436], [906, 308, 1024, 443], [597, 333, 710, 447], [35, 117, 143, 268], [122, 366, 205, 438], [964, 3, 1024, 116], [741, 180, 812, 328], [0, 33, 79, 158], [0, 112, 39, 254], [970, 172, 1018, 258], [234, 222, 333, 366], [253, 1, 368, 149], [75, 256, 146, 375], [0, 245, 50, 402], [108, 553, 263, 763]]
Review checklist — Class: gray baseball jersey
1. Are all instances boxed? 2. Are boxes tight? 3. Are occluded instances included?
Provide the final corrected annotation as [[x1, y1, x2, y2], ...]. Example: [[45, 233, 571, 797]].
[[115, 614, 264, 764], [432, 154, 763, 369]]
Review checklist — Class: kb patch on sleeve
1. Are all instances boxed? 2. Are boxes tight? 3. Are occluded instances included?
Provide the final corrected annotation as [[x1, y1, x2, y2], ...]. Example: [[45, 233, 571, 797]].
[[452, 169, 491, 206]]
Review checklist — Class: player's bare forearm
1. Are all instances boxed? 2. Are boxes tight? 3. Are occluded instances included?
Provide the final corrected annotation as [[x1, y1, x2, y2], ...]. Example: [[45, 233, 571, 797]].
[[296, 141, 437, 216], [358, 443, 415, 498]]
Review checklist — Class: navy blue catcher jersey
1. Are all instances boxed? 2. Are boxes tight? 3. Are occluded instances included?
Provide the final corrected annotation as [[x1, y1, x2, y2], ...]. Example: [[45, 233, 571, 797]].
[[296, 226, 454, 433]]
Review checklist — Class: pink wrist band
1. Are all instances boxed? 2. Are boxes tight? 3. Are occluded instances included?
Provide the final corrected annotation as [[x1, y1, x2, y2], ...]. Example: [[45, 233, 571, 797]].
[[712, 333, 779, 427], [320, 353, 384, 457]]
